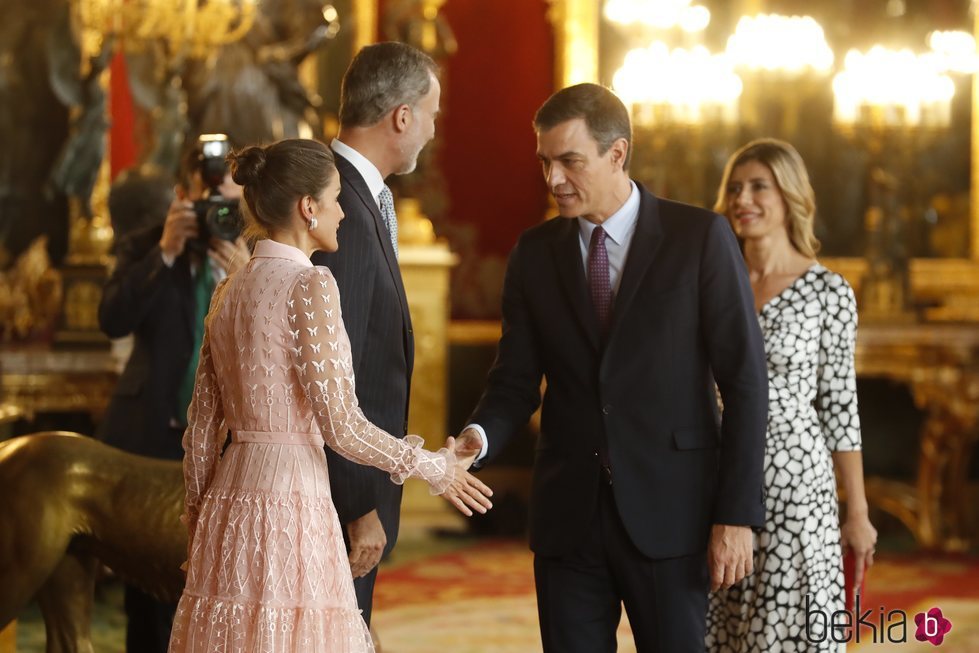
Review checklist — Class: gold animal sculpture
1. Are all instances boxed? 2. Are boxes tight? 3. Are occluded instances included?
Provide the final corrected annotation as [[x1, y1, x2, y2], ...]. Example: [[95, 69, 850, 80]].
[[0, 432, 186, 653]]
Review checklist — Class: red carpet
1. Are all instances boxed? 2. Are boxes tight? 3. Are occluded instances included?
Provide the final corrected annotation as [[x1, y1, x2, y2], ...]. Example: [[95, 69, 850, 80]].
[[371, 539, 979, 653]]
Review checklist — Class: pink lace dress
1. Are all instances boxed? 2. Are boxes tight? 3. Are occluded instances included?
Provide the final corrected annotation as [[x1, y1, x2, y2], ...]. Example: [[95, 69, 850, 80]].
[[168, 239, 455, 653]]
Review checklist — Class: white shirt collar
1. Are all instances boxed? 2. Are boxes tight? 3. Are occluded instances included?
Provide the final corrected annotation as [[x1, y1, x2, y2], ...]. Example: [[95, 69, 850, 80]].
[[577, 181, 640, 246], [331, 138, 386, 203]]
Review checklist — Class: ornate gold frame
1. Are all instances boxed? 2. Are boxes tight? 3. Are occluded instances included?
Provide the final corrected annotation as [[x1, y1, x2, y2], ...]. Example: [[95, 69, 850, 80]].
[[547, 1, 979, 301]]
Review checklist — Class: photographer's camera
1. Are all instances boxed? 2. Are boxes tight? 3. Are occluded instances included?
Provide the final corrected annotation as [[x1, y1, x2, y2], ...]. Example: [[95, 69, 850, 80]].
[[191, 134, 243, 246]]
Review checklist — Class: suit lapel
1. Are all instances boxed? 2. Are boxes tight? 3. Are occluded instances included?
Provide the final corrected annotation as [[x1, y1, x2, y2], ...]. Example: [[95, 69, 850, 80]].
[[551, 218, 600, 350], [333, 152, 413, 336], [606, 186, 663, 343]]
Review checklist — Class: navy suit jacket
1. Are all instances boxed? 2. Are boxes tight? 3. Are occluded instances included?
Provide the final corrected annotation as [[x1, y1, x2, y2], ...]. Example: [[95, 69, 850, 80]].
[[470, 183, 769, 559], [98, 224, 200, 461], [311, 151, 414, 554]]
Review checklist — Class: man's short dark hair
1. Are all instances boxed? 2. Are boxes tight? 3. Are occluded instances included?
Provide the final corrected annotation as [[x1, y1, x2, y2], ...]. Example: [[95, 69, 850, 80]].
[[339, 42, 439, 128], [534, 83, 633, 170], [108, 164, 175, 243]]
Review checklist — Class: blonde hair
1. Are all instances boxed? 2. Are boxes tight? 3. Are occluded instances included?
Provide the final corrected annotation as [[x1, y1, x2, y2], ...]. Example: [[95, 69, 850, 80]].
[[714, 138, 820, 258]]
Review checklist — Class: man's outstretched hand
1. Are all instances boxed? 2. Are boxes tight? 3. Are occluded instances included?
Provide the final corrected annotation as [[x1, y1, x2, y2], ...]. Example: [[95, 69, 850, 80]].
[[451, 428, 484, 470]]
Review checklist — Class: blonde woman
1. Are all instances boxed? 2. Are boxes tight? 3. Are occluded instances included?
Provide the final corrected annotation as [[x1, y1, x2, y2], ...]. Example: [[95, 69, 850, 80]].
[[705, 139, 877, 652]]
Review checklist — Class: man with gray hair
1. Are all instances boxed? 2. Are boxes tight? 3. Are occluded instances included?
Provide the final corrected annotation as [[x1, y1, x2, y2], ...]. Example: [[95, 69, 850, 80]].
[[310, 41, 443, 625]]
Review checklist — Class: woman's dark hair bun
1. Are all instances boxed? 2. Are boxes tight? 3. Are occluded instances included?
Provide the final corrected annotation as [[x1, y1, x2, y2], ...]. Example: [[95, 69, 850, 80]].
[[228, 146, 267, 186]]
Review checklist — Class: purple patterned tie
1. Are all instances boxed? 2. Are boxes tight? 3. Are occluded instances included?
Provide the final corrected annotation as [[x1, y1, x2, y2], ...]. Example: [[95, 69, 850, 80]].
[[588, 226, 612, 330]]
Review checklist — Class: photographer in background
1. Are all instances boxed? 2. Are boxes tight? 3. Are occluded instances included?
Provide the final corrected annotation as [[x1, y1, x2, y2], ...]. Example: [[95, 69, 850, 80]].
[[97, 134, 249, 653]]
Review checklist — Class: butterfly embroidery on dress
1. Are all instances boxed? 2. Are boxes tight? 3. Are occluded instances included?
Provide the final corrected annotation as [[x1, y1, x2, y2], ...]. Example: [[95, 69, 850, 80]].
[[304, 311, 315, 320], [323, 309, 334, 318], [310, 343, 322, 354], [326, 324, 336, 335], [262, 363, 276, 377], [306, 326, 318, 337], [311, 359, 326, 373]]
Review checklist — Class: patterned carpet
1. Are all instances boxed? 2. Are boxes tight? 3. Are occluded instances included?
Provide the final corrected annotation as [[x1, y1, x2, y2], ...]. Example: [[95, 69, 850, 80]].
[[371, 538, 635, 653], [11, 533, 979, 652]]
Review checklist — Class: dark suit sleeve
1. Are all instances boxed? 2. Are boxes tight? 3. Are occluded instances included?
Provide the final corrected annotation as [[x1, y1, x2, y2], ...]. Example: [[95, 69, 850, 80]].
[[99, 229, 177, 339], [313, 214, 379, 527], [469, 238, 544, 462], [698, 215, 768, 527]]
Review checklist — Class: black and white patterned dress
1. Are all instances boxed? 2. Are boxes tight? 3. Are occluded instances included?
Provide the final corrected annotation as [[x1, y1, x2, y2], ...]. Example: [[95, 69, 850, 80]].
[[706, 264, 862, 653]]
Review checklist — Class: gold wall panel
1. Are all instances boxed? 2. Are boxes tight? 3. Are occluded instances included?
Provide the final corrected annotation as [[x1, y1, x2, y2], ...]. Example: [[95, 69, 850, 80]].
[[399, 242, 458, 514]]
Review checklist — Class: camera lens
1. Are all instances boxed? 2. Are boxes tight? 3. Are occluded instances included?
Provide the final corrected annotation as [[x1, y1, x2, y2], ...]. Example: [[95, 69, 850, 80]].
[[206, 202, 243, 241]]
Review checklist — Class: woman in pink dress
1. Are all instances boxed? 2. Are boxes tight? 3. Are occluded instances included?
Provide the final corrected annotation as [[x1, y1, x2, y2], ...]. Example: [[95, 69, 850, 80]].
[[168, 138, 493, 653]]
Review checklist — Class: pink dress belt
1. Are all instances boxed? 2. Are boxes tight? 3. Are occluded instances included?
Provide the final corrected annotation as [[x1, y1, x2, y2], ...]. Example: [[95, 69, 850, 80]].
[[231, 430, 325, 446]]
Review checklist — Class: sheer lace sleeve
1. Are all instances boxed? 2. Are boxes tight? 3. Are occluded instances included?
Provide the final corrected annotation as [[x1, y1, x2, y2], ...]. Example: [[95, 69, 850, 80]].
[[290, 266, 456, 493], [181, 318, 225, 545], [817, 273, 862, 452]]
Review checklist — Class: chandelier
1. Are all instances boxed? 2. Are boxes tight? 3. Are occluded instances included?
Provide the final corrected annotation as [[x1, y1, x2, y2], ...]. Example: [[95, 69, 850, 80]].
[[604, 0, 709, 32], [725, 14, 834, 74], [613, 43, 742, 125], [73, 0, 258, 59], [832, 47, 956, 129]]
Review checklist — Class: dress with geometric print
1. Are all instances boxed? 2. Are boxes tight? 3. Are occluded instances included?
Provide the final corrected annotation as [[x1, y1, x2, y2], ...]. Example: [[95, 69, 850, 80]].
[[706, 264, 862, 653], [168, 239, 456, 653]]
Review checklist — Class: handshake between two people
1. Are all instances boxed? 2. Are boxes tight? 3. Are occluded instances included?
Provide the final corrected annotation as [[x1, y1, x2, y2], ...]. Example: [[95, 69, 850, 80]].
[[346, 429, 490, 579], [438, 428, 492, 518]]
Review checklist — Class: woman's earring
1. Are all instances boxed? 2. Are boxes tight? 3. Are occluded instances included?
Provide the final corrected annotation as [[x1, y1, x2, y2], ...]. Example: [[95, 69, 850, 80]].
[[308, 217, 318, 231]]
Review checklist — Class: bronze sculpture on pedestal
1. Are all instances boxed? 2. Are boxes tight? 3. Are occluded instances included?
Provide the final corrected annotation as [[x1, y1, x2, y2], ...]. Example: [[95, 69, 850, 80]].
[[0, 433, 186, 653]]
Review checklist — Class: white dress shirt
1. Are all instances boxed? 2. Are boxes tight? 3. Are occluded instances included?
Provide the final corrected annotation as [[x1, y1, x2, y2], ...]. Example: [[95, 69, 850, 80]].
[[331, 138, 387, 210]]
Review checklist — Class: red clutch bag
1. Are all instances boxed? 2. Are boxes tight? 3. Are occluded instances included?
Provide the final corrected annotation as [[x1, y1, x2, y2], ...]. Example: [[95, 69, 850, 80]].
[[843, 547, 866, 611]]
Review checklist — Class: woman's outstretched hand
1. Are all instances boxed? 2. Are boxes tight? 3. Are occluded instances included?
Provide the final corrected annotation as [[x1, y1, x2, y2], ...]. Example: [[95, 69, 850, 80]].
[[440, 436, 494, 516]]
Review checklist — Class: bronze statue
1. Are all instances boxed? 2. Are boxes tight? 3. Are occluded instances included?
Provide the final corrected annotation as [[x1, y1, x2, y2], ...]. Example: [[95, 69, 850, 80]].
[[0, 432, 185, 653], [0, 0, 71, 265], [182, 0, 338, 147], [48, 33, 114, 221]]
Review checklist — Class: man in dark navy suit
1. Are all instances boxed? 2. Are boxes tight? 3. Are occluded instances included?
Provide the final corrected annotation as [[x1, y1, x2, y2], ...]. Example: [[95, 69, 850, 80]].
[[458, 84, 769, 652], [310, 42, 441, 626]]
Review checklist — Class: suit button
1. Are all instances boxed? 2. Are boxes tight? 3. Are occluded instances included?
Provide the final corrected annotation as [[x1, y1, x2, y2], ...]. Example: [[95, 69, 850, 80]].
[[593, 451, 599, 457], [408, 328, 413, 336], [403, 421, 409, 434], [602, 405, 611, 415]]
